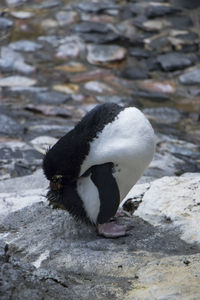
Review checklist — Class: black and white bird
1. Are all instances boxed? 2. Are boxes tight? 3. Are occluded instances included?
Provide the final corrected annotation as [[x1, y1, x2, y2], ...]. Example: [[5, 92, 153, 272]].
[[43, 103, 155, 238]]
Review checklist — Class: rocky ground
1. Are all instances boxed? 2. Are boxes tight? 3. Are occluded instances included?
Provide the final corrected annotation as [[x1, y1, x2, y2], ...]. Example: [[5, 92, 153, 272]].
[[0, 0, 200, 299]]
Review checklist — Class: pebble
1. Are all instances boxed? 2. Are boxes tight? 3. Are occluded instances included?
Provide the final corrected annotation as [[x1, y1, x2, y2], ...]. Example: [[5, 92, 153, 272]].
[[140, 81, 176, 94], [56, 11, 79, 26], [35, 91, 71, 104], [0, 17, 13, 29], [179, 68, 200, 85], [0, 114, 23, 137], [9, 40, 43, 52], [79, 31, 119, 44], [157, 53, 193, 71], [0, 47, 35, 74], [121, 67, 149, 80], [56, 36, 85, 59], [0, 76, 36, 87], [10, 11, 35, 19], [53, 84, 79, 94], [76, 2, 120, 13], [30, 136, 57, 154], [73, 21, 110, 33], [38, 0, 61, 9], [25, 104, 73, 118], [84, 81, 114, 93], [87, 45, 127, 66], [143, 107, 181, 124]]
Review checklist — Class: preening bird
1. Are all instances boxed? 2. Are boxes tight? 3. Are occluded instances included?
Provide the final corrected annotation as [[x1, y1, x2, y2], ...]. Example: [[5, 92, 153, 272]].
[[43, 103, 155, 238]]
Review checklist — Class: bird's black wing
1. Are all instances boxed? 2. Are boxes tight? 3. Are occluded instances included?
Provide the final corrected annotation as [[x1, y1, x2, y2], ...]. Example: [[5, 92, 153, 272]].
[[90, 162, 120, 224]]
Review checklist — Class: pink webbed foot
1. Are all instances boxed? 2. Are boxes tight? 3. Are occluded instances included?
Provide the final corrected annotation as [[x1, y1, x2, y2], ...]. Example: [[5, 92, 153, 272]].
[[97, 222, 129, 238]]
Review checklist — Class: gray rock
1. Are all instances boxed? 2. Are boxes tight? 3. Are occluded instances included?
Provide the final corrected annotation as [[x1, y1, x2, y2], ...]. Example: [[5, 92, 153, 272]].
[[0, 114, 23, 137], [79, 32, 119, 44], [121, 67, 149, 80], [38, 0, 61, 9], [129, 48, 152, 59], [167, 15, 193, 29], [56, 11, 79, 26], [73, 21, 110, 33], [157, 53, 193, 71], [87, 44, 127, 66], [0, 17, 13, 29], [1, 173, 200, 299], [0, 47, 35, 74], [0, 76, 36, 87], [10, 11, 35, 19], [143, 107, 181, 124], [35, 91, 71, 104], [179, 68, 200, 85], [76, 2, 120, 13], [9, 40, 43, 52]]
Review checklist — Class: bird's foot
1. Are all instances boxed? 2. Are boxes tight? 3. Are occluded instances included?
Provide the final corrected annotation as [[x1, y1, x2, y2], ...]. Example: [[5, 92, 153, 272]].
[[110, 208, 131, 221], [97, 222, 129, 238]]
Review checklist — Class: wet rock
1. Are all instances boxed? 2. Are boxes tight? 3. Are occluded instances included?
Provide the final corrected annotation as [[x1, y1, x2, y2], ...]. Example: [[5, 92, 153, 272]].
[[87, 44, 127, 66], [25, 104, 73, 118], [56, 11, 79, 26], [143, 107, 181, 124], [10, 11, 35, 19], [84, 81, 114, 93], [0, 17, 13, 29], [56, 36, 85, 59], [38, 0, 61, 9], [30, 136, 57, 154], [79, 32, 119, 44], [0, 47, 35, 74], [0, 114, 23, 137], [0, 76, 36, 87], [130, 2, 180, 18], [140, 81, 176, 94], [121, 67, 149, 80], [9, 40, 43, 52], [35, 91, 71, 104], [76, 2, 120, 13], [129, 48, 152, 59], [157, 52, 193, 71], [73, 21, 110, 33], [167, 15, 193, 29], [179, 68, 200, 85]]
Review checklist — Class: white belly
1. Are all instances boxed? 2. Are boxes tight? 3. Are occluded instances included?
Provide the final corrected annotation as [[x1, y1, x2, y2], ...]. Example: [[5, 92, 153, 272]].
[[80, 107, 156, 200]]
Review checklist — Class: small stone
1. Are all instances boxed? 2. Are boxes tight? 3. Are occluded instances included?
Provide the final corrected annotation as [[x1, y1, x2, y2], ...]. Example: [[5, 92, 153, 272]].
[[146, 3, 180, 18], [9, 40, 43, 52], [53, 84, 79, 94], [167, 16, 193, 29], [143, 19, 171, 31], [38, 36, 60, 47], [10, 11, 35, 19], [25, 104, 72, 118], [35, 91, 71, 104], [55, 62, 86, 73], [121, 67, 149, 80], [71, 69, 110, 83], [0, 17, 13, 29], [30, 136, 58, 154], [0, 114, 23, 137], [84, 81, 114, 93], [129, 48, 152, 59], [56, 36, 85, 59], [73, 21, 110, 33], [157, 53, 192, 71], [39, 0, 61, 9], [76, 2, 119, 13], [0, 47, 35, 74], [0, 76, 36, 87], [143, 107, 181, 124], [56, 11, 79, 26], [41, 19, 58, 30], [179, 68, 200, 85], [140, 81, 176, 94], [79, 32, 119, 44], [87, 45, 127, 66]]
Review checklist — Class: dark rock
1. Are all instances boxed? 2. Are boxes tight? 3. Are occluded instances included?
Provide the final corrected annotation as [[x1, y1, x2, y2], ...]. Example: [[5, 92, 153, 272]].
[[35, 91, 71, 104], [0, 115, 23, 137], [146, 57, 161, 71], [172, 0, 200, 9], [0, 17, 13, 29], [146, 4, 180, 18], [157, 53, 193, 71], [73, 21, 109, 33], [179, 68, 200, 85], [121, 67, 149, 80], [129, 48, 152, 59], [167, 16, 193, 29], [133, 90, 170, 102], [79, 32, 119, 44], [9, 40, 43, 52], [76, 2, 120, 13]]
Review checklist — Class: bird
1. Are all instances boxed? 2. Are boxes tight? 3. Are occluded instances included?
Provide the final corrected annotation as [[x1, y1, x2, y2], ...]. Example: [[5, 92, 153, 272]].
[[43, 103, 155, 238]]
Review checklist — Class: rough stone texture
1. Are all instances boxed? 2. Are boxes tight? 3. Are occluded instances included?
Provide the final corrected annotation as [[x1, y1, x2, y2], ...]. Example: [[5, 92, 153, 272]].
[[179, 68, 200, 85], [1, 172, 200, 299]]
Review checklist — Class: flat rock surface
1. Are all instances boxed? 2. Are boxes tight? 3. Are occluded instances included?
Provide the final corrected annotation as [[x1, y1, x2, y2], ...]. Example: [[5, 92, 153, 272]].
[[1, 172, 200, 299]]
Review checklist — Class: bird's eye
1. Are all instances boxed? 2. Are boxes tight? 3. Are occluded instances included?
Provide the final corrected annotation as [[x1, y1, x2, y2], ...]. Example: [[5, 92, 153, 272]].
[[52, 175, 63, 182]]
